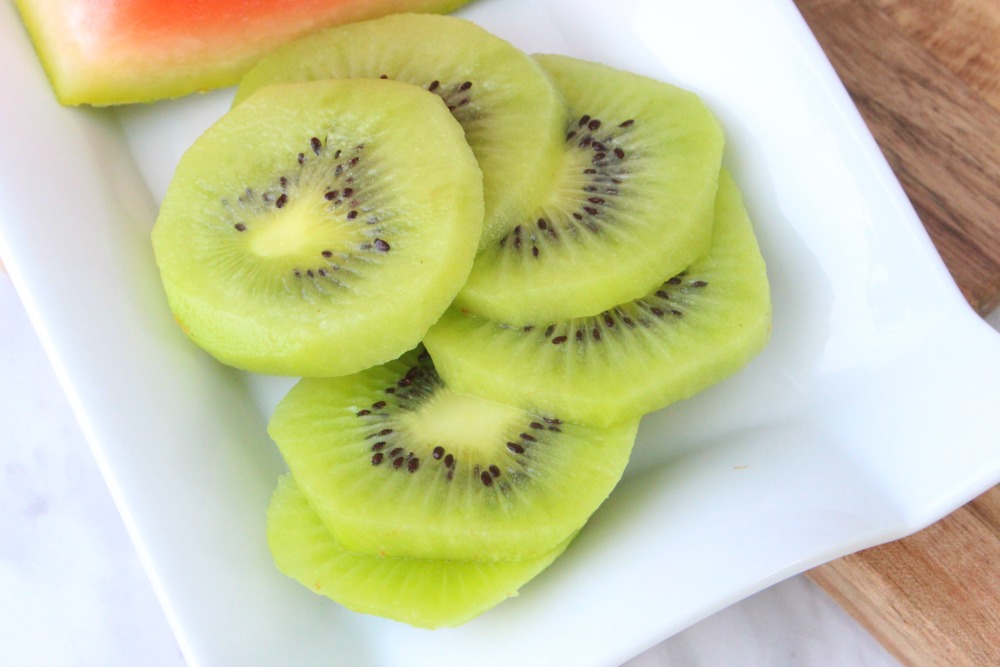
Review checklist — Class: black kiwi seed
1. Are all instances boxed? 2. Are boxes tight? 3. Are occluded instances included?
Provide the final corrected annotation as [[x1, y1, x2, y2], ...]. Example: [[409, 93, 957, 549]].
[[496, 113, 637, 253], [505, 267, 708, 348], [347, 351, 574, 492], [225, 133, 387, 293]]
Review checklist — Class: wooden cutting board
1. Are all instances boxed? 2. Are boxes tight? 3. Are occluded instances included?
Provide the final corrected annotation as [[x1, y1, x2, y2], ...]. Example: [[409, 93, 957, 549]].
[[793, 1, 1000, 664]]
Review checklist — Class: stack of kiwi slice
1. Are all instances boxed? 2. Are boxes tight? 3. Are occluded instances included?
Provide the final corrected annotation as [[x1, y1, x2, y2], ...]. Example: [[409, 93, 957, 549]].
[[151, 13, 771, 629]]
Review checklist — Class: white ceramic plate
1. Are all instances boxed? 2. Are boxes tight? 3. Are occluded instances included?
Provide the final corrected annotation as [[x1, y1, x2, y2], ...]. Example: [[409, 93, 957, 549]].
[[2, 1, 999, 665]]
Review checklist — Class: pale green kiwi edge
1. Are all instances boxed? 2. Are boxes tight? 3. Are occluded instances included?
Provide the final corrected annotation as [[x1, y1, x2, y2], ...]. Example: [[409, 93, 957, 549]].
[[267, 475, 575, 629], [152, 78, 483, 377], [424, 169, 772, 427], [234, 13, 566, 249]]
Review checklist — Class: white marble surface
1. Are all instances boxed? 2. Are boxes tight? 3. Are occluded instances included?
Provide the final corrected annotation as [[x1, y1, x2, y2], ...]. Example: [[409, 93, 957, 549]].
[[3, 267, 997, 666]]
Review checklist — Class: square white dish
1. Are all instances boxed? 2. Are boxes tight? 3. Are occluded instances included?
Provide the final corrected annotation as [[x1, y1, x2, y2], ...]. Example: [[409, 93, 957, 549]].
[[2, 0, 999, 665]]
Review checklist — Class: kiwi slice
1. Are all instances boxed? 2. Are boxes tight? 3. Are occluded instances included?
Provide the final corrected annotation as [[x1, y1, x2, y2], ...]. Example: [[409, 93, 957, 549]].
[[454, 54, 725, 325], [268, 346, 639, 562], [424, 170, 771, 427], [234, 13, 565, 249], [267, 475, 574, 629], [152, 78, 483, 377]]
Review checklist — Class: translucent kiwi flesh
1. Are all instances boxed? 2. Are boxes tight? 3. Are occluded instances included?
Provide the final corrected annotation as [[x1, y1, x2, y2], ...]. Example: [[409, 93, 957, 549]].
[[235, 13, 565, 249], [424, 170, 771, 427], [267, 347, 639, 562], [267, 476, 574, 629], [151, 78, 483, 377], [454, 54, 725, 325]]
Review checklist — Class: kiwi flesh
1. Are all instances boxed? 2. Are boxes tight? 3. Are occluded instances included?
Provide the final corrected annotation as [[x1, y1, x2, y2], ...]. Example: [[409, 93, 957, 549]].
[[151, 78, 483, 377], [453, 54, 725, 325], [267, 475, 574, 629], [234, 13, 565, 250], [424, 170, 771, 427], [267, 346, 639, 562]]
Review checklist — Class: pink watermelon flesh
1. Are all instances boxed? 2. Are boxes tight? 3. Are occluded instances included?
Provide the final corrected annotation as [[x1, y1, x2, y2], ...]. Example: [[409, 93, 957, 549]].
[[14, 0, 473, 105]]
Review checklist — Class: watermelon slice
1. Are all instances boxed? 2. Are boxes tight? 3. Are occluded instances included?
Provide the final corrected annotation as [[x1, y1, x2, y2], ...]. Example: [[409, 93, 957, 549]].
[[13, 0, 473, 106]]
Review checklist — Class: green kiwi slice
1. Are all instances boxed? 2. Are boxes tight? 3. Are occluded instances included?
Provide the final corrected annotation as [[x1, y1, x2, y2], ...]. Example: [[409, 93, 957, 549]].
[[454, 54, 725, 325], [234, 13, 565, 249], [424, 170, 771, 427], [267, 475, 574, 629], [152, 78, 483, 377], [268, 347, 639, 562]]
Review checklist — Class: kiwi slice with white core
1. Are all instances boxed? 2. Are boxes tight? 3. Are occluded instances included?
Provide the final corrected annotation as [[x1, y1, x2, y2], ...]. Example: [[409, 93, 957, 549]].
[[424, 170, 771, 427], [454, 54, 725, 325], [268, 346, 639, 562], [152, 78, 483, 377], [267, 476, 574, 629], [234, 13, 564, 249]]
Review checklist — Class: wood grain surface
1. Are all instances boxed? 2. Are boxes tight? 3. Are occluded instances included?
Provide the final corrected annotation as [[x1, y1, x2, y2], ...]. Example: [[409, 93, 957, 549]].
[[794, 1, 1000, 665]]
